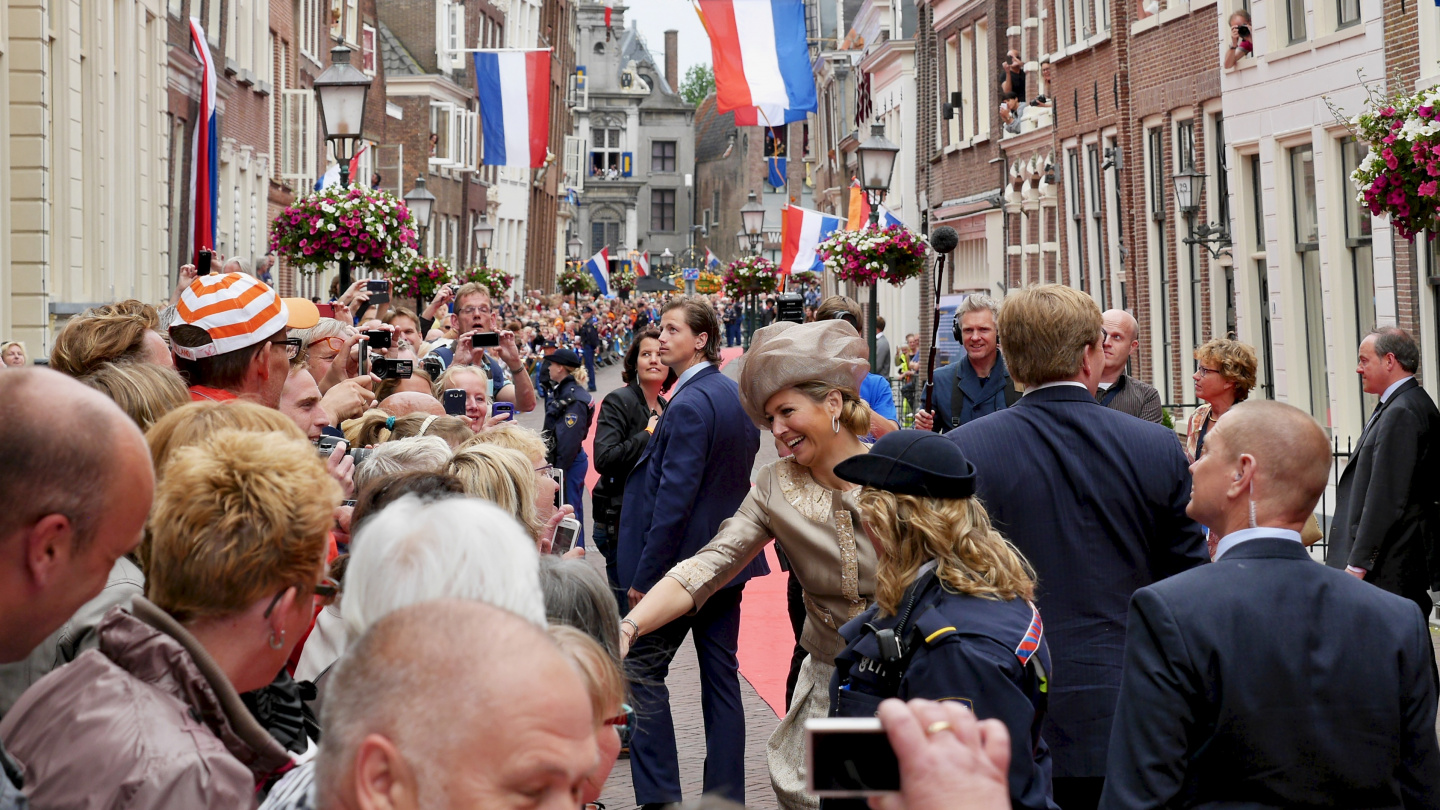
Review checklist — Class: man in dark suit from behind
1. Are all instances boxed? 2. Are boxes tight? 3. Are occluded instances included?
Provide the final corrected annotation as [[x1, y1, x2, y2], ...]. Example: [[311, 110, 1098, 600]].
[[1097, 309, 1163, 424], [1102, 401, 1440, 809], [618, 296, 765, 808], [1326, 327, 1440, 621], [947, 285, 1207, 810]]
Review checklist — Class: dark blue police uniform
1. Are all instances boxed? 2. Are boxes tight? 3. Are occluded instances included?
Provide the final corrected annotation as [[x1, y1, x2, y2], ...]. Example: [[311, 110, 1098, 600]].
[[829, 570, 1057, 810], [544, 373, 593, 545]]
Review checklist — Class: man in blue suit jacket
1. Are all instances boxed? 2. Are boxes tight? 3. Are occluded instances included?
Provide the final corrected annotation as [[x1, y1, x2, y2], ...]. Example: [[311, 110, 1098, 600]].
[[618, 297, 765, 808], [1102, 401, 1440, 809], [947, 285, 1206, 810]]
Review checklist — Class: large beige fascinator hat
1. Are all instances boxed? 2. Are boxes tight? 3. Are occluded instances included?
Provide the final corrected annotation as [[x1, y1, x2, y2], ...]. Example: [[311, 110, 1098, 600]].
[[739, 320, 870, 429]]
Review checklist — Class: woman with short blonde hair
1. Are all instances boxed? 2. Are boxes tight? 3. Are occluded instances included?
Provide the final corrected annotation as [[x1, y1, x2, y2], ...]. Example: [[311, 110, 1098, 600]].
[[446, 443, 543, 538], [0, 429, 339, 809], [80, 361, 191, 431], [1187, 338, 1259, 461], [1, 340, 27, 367]]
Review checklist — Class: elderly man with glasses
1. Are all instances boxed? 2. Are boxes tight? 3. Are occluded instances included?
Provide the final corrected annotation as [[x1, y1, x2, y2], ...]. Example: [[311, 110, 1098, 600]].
[[419, 282, 537, 413]]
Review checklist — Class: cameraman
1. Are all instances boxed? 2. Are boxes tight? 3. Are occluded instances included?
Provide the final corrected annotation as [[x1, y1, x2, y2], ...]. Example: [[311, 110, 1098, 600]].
[[1224, 10, 1253, 69]]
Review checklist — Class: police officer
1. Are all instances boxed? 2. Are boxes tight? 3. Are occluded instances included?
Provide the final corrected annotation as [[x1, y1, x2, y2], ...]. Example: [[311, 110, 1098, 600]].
[[543, 348, 594, 546], [830, 430, 1057, 810]]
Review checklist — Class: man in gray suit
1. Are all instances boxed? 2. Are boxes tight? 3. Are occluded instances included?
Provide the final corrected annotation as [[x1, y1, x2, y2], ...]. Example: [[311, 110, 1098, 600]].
[[1096, 309, 1163, 423], [1326, 327, 1440, 622], [874, 316, 892, 379]]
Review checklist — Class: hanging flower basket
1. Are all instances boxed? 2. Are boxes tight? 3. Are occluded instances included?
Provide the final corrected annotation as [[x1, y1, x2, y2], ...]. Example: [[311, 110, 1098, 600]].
[[696, 272, 723, 295], [722, 255, 780, 298], [270, 185, 420, 276], [610, 264, 638, 293], [816, 225, 927, 286], [389, 257, 452, 303], [456, 264, 515, 300], [558, 264, 599, 295], [1345, 86, 1440, 241]]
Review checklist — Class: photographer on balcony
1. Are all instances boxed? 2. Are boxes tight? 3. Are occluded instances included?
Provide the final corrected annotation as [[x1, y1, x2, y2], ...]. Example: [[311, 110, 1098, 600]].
[[1224, 10, 1254, 69]]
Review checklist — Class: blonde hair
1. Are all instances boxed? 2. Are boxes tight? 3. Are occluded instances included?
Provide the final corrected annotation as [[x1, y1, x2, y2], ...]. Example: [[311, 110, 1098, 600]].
[[342, 409, 470, 447], [460, 422, 549, 462], [790, 380, 870, 436], [446, 444, 542, 537], [1, 341, 29, 364], [147, 400, 306, 479], [857, 489, 1036, 616], [997, 285, 1104, 386], [434, 363, 491, 402], [1195, 338, 1259, 402], [49, 312, 160, 377], [548, 625, 626, 727], [293, 316, 356, 348], [80, 361, 191, 431], [146, 429, 340, 623]]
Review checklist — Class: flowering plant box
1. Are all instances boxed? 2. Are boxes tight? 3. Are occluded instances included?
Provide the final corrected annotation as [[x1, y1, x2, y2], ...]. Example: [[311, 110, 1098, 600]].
[[270, 185, 420, 275], [455, 264, 515, 300], [723, 255, 780, 298], [816, 225, 927, 285], [1347, 87, 1440, 240]]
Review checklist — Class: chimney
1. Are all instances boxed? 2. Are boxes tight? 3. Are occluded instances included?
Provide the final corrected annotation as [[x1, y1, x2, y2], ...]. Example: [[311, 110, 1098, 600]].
[[665, 30, 679, 92]]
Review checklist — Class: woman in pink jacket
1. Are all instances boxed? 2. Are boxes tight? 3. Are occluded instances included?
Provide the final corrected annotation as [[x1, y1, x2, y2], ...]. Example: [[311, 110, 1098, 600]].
[[0, 428, 341, 809]]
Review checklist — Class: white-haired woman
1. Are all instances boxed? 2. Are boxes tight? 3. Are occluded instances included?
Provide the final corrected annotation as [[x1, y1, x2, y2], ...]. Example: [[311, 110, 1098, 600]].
[[621, 319, 879, 810], [262, 495, 543, 810]]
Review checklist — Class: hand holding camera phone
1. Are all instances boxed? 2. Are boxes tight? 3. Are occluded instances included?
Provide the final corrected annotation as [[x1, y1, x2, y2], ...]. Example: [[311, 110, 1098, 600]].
[[550, 517, 582, 555], [366, 279, 391, 306], [471, 332, 501, 349], [492, 401, 515, 421], [364, 329, 393, 349], [805, 718, 900, 797], [197, 249, 213, 277], [443, 388, 468, 416], [371, 358, 413, 380]]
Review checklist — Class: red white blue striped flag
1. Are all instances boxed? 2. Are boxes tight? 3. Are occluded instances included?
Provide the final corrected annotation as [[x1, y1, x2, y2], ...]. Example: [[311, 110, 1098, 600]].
[[189, 18, 218, 264], [473, 50, 552, 168]]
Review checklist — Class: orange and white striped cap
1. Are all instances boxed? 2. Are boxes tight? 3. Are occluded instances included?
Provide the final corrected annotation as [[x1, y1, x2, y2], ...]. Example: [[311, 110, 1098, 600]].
[[170, 272, 318, 361]]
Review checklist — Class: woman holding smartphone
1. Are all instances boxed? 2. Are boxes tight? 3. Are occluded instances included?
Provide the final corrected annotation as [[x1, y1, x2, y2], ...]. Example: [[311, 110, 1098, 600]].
[[828, 430, 1055, 810]]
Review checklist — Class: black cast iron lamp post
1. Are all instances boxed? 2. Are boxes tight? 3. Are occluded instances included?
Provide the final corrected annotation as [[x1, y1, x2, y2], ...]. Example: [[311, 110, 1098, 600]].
[[856, 124, 900, 369], [313, 45, 373, 290]]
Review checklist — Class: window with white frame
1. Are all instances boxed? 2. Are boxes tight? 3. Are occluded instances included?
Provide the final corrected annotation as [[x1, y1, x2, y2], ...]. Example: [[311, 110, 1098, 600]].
[[1085, 142, 1109, 309], [564, 135, 586, 190], [591, 126, 623, 175], [437, 0, 465, 72], [975, 20, 990, 137], [298, 0, 323, 64], [280, 88, 317, 181], [361, 24, 376, 74], [431, 103, 456, 165], [1419, 0, 1440, 85], [1066, 146, 1087, 292], [1285, 0, 1307, 44], [960, 28, 975, 141], [945, 35, 960, 145], [1290, 144, 1329, 424], [1340, 136, 1376, 420], [1057, 0, 1073, 47], [1246, 154, 1276, 399], [1146, 125, 1172, 400]]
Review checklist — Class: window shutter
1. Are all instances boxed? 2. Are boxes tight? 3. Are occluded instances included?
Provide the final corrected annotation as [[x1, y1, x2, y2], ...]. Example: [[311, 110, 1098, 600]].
[[622, 152, 632, 176], [564, 135, 584, 191], [448, 3, 465, 70]]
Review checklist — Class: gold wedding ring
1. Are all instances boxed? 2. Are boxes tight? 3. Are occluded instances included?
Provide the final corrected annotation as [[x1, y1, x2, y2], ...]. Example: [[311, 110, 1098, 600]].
[[925, 721, 952, 735]]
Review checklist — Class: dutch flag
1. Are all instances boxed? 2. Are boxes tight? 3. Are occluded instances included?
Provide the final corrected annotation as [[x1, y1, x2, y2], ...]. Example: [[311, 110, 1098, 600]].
[[705, 248, 721, 270], [474, 50, 552, 168], [779, 205, 843, 275], [585, 248, 611, 296], [189, 18, 218, 265], [698, 0, 817, 125]]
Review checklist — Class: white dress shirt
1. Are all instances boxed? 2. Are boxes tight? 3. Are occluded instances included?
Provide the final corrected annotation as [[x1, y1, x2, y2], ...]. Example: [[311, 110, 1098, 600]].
[[1212, 526, 1303, 562]]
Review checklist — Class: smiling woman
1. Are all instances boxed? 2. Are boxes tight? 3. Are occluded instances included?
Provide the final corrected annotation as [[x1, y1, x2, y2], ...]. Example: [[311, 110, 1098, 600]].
[[620, 318, 880, 810]]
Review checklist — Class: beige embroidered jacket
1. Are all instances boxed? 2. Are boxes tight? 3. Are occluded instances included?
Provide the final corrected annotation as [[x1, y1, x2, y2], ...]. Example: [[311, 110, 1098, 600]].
[[667, 457, 878, 666]]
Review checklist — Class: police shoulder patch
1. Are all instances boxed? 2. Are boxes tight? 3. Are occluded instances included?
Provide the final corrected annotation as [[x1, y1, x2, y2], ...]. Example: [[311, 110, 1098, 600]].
[[564, 413, 579, 428]]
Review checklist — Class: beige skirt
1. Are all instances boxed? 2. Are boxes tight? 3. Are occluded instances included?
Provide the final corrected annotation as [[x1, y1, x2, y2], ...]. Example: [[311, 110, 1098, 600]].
[[766, 655, 834, 810]]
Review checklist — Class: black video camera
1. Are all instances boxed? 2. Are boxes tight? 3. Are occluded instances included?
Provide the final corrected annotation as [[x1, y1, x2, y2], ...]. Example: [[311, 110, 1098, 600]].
[[371, 358, 413, 380], [776, 293, 806, 324]]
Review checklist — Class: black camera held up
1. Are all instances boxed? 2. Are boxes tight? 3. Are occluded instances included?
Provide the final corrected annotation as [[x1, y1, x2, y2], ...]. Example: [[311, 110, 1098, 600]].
[[371, 358, 413, 380]]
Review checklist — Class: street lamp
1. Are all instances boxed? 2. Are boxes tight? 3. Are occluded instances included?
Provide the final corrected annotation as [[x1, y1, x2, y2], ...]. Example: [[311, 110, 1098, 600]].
[[1172, 166, 1230, 371], [403, 175, 436, 254], [473, 216, 495, 267], [313, 45, 373, 290], [739, 191, 768, 348], [567, 235, 583, 262], [855, 124, 900, 368]]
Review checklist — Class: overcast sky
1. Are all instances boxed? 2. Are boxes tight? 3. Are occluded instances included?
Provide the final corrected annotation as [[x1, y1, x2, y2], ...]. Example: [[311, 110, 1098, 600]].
[[621, 0, 713, 83]]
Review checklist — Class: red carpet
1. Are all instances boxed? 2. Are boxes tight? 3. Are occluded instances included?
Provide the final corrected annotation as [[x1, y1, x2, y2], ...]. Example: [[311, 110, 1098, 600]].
[[581, 344, 792, 716]]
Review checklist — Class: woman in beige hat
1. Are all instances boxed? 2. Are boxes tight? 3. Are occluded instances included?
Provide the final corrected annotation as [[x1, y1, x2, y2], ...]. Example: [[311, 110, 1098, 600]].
[[620, 318, 878, 810]]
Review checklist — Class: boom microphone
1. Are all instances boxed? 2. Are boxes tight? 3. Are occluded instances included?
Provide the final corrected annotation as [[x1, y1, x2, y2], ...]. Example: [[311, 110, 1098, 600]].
[[928, 226, 959, 254], [922, 227, 959, 428]]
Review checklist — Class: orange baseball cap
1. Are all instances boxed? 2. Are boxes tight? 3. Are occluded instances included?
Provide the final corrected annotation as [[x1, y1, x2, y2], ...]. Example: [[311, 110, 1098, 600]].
[[170, 272, 319, 361]]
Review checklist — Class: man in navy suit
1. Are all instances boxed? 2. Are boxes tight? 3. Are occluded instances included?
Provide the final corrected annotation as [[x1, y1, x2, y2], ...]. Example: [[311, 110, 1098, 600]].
[[1102, 400, 1440, 809], [618, 296, 766, 808], [1326, 327, 1440, 622], [947, 285, 1206, 810]]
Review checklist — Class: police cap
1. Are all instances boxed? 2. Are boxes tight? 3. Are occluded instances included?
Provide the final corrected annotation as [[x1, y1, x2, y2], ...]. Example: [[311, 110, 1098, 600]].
[[834, 429, 977, 499], [549, 348, 583, 368]]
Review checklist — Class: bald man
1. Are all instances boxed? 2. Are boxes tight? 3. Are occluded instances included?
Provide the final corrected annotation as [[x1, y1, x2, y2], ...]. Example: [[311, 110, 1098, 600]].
[[1097, 310, 1163, 424], [1101, 401, 1440, 809], [379, 391, 445, 417], [316, 600, 598, 810], [0, 369, 155, 802]]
